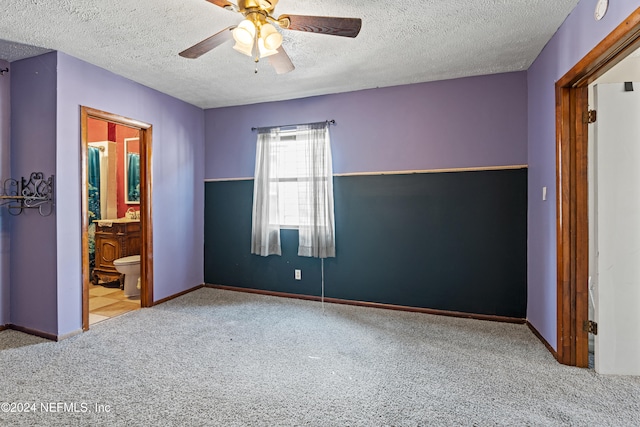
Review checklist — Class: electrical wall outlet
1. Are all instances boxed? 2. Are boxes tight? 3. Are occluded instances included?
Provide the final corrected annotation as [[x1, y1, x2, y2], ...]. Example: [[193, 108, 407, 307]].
[[295, 269, 301, 280]]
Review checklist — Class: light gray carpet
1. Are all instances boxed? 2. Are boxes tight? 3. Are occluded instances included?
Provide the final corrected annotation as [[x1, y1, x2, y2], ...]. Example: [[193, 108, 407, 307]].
[[1, 288, 639, 426]]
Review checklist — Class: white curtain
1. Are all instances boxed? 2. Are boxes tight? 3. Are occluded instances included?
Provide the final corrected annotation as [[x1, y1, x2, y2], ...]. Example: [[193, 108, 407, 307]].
[[297, 123, 335, 258], [250, 122, 335, 259], [251, 128, 282, 256]]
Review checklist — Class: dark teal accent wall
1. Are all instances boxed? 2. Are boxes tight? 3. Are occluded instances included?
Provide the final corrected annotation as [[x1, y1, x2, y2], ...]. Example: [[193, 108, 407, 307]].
[[205, 169, 527, 318]]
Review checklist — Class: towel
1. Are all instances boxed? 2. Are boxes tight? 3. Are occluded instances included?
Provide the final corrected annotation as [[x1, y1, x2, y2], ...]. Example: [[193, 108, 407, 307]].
[[96, 220, 113, 227]]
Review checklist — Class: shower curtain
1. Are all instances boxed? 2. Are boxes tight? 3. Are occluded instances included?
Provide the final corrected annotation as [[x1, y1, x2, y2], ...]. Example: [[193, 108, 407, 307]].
[[127, 153, 140, 202], [88, 147, 101, 271]]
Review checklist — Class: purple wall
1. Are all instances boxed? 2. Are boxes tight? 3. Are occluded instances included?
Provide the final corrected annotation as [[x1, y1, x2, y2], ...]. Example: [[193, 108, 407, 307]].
[[4, 51, 204, 337], [10, 52, 58, 334], [527, 2, 639, 349], [0, 60, 10, 326], [205, 72, 528, 179], [55, 53, 205, 336]]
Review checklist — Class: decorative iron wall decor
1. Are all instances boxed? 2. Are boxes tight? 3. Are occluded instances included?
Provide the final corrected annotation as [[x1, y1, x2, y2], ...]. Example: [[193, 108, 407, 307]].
[[0, 172, 55, 216]]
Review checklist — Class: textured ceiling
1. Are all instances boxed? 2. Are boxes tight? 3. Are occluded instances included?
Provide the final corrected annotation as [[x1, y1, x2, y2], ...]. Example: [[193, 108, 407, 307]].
[[0, 39, 50, 63], [0, 0, 580, 108]]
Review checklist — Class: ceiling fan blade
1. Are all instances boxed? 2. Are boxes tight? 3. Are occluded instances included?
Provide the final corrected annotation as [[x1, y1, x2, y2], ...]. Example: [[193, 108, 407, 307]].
[[205, 0, 239, 12], [179, 26, 235, 59], [278, 15, 362, 38], [268, 47, 295, 74]]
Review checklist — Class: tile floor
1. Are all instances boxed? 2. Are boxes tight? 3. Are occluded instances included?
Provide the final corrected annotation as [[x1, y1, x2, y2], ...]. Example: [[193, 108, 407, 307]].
[[89, 284, 140, 325]]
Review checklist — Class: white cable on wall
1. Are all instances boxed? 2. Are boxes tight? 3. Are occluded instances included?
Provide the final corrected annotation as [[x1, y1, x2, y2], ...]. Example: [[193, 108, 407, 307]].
[[321, 258, 325, 313]]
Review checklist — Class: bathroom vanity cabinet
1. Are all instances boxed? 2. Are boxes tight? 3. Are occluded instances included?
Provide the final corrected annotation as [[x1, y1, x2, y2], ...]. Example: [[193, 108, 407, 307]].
[[92, 219, 141, 287]]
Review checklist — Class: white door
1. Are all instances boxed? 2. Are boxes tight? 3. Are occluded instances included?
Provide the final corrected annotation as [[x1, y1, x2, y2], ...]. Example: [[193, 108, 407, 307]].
[[593, 82, 640, 375]]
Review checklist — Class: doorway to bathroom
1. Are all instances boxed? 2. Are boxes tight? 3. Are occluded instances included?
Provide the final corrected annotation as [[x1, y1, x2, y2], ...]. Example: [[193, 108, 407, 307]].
[[80, 106, 153, 331]]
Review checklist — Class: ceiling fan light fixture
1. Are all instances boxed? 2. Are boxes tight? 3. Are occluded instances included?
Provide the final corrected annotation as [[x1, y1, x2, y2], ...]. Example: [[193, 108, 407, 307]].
[[232, 19, 256, 45], [257, 38, 278, 58], [233, 40, 254, 57], [180, 0, 361, 75], [260, 23, 283, 50]]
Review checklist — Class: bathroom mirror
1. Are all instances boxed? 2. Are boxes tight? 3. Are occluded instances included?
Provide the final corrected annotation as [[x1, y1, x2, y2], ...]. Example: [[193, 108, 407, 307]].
[[124, 137, 140, 204]]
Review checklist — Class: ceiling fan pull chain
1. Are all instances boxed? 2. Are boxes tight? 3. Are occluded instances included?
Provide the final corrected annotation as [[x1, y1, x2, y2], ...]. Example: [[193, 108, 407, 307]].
[[254, 25, 260, 73]]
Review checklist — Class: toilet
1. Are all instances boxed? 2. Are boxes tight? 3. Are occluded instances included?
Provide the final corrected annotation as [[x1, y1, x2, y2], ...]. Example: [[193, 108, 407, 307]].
[[113, 255, 141, 297]]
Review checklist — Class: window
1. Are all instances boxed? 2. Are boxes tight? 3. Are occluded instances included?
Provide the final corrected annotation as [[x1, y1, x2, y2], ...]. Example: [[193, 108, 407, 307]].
[[268, 131, 330, 228], [271, 131, 302, 227], [251, 122, 335, 258]]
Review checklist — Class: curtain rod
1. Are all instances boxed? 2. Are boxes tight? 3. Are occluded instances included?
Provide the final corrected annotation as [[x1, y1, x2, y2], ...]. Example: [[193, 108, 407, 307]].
[[251, 119, 336, 132]]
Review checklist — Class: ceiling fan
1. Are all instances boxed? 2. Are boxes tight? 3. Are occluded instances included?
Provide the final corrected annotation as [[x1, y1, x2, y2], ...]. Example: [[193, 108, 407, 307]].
[[179, 0, 362, 74]]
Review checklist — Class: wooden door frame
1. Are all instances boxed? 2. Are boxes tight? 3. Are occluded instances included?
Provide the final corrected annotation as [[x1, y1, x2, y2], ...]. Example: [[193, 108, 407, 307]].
[[80, 106, 154, 331], [556, 8, 640, 366]]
